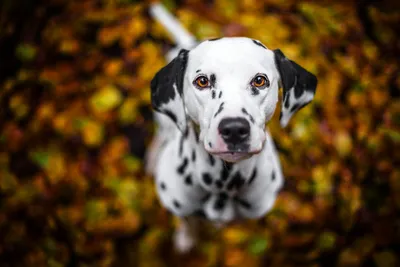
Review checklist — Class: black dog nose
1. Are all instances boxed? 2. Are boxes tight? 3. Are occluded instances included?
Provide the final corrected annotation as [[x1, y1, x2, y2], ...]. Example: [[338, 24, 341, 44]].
[[218, 118, 250, 145]]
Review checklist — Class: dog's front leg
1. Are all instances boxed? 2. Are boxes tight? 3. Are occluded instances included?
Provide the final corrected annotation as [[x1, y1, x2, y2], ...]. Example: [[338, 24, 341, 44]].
[[174, 216, 200, 253]]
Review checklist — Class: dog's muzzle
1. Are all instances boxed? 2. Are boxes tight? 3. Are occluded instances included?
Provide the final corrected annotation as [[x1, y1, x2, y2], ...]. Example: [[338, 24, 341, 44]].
[[218, 117, 250, 147]]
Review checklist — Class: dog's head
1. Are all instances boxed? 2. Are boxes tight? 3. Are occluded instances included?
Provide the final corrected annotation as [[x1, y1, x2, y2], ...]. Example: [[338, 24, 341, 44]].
[[151, 37, 317, 162]]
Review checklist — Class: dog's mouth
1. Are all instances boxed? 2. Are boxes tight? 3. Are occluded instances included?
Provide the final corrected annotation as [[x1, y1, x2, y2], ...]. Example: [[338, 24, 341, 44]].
[[210, 150, 261, 163]]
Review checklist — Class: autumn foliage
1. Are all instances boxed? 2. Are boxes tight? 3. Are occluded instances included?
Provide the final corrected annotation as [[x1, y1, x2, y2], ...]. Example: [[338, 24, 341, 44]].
[[0, 0, 399, 266]]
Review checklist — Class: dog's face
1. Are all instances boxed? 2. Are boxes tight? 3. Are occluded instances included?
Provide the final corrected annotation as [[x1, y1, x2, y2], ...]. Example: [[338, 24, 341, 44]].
[[151, 37, 317, 162]]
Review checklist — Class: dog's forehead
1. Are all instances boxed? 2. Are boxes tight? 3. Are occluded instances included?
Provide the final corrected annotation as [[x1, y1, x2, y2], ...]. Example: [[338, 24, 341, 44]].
[[188, 37, 275, 70]]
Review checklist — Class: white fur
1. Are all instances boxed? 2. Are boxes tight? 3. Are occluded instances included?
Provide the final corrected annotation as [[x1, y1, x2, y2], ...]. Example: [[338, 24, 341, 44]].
[[183, 38, 280, 156]]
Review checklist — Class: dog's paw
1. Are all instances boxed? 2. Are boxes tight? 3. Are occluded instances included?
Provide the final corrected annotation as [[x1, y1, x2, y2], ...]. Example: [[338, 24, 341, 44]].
[[173, 228, 196, 253]]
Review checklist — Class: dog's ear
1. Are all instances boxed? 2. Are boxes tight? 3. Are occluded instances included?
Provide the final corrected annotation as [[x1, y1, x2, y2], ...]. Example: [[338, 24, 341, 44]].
[[151, 49, 189, 132], [273, 49, 317, 127]]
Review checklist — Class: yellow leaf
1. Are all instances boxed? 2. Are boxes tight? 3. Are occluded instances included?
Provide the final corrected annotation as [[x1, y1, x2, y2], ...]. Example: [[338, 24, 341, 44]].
[[374, 251, 398, 267], [59, 39, 80, 54], [119, 98, 138, 124], [90, 85, 123, 113], [334, 130, 353, 157], [47, 152, 66, 183], [82, 120, 104, 146], [223, 227, 249, 245], [104, 59, 123, 77]]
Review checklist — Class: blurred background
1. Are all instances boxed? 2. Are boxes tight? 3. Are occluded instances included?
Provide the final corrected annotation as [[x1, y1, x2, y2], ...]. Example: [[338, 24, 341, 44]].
[[0, 0, 399, 266]]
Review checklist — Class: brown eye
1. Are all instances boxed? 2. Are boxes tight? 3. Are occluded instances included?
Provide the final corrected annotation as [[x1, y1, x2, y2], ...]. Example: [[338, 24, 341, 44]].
[[194, 76, 210, 89], [252, 75, 269, 89]]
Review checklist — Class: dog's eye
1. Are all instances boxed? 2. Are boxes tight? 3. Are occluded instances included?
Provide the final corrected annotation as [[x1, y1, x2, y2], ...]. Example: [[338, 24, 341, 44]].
[[251, 75, 270, 89], [194, 76, 210, 89]]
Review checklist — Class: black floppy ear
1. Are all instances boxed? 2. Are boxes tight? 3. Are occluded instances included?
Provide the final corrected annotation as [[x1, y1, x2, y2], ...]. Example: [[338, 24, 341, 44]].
[[273, 49, 318, 127], [151, 49, 189, 132]]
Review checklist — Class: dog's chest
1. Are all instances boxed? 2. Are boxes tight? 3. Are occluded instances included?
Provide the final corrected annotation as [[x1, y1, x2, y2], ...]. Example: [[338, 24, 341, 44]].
[[189, 158, 259, 222], [155, 125, 281, 222], [191, 152, 254, 196]]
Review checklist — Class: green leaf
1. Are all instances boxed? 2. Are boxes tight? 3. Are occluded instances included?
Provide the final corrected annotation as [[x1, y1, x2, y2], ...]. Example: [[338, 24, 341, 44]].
[[43, 238, 58, 255], [123, 155, 141, 172], [379, 128, 400, 143], [30, 151, 50, 168], [15, 44, 37, 62], [85, 200, 107, 223], [374, 251, 397, 267], [47, 259, 64, 267], [73, 117, 90, 130], [104, 177, 121, 193], [317, 231, 336, 250], [248, 237, 268, 255], [0, 172, 18, 192], [161, 0, 176, 10]]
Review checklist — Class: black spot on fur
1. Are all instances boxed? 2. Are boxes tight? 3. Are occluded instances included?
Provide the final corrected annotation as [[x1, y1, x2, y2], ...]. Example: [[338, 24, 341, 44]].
[[294, 85, 303, 98], [178, 130, 186, 156], [290, 103, 299, 113], [219, 91, 222, 98], [208, 142, 212, 148], [173, 200, 181, 209], [178, 127, 189, 156], [290, 102, 308, 113], [227, 172, 245, 191], [212, 90, 216, 99], [224, 162, 233, 170], [202, 173, 213, 185], [234, 197, 252, 209], [248, 169, 257, 185], [177, 157, 189, 175], [271, 171, 276, 181], [151, 51, 187, 102], [249, 115, 255, 123], [220, 161, 233, 181], [208, 154, 215, 166], [151, 49, 188, 120], [252, 39, 266, 49], [196, 69, 201, 73], [210, 74, 216, 87], [214, 192, 228, 210], [193, 126, 200, 143], [251, 87, 260, 96], [214, 102, 224, 118], [164, 109, 177, 124], [284, 93, 291, 109], [193, 209, 206, 218], [274, 50, 317, 116], [184, 174, 193, 185], [192, 150, 196, 162], [241, 108, 255, 123], [160, 182, 166, 190], [201, 193, 211, 203], [273, 49, 298, 102], [209, 37, 221, 41], [215, 180, 223, 189], [184, 126, 189, 138]]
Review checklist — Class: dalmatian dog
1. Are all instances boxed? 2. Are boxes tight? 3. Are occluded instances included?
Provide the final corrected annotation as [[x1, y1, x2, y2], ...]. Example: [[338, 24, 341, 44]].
[[146, 3, 317, 252]]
